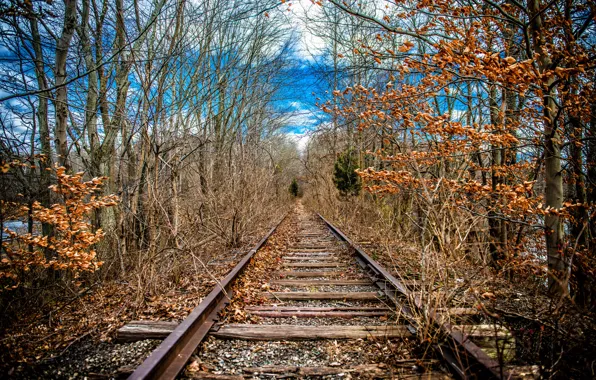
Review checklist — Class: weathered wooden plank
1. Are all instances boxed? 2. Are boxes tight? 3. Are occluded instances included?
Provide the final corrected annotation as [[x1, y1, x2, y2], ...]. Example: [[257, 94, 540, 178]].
[[285, 252, 335, 256], [290, 244, 338, 252], [243, 364, 388, 377], [288, 248, 339, 253], [271, 279, 371, 286], [116, 321, 178, 342], [245, 306, 391, 312], [453, 325, 515, 362], [507, 365, 540, 379], [283, 262, 344, 268], [282, 256, 338, 261], [278, 271, 344, 277], [263, 291, 381, 300], [452, 324, 510, 338], [248, 311, 389, 318], [211, 324, 412, 340], [393, 373, 452, 379], [297, 242, 335, 246], [186, 372, 244, 379]]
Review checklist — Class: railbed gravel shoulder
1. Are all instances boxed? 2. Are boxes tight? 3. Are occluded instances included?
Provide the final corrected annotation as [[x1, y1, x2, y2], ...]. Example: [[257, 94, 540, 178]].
[[8, 338, 160, 379], [251, 316, 401, 326], [187, 336, 433, 379]]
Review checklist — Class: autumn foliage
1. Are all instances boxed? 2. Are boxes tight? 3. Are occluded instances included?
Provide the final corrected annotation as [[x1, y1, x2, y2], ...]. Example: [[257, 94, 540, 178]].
[[1, 165, 118, 290], [319, 0, 596, 301]]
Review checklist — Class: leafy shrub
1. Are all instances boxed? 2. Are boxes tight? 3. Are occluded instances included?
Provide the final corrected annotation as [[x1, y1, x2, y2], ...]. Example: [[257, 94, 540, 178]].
[[1, 165, 118, 290]]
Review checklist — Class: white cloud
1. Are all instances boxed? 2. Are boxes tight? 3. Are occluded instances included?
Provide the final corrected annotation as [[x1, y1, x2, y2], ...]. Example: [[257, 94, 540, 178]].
[[288, 101, 304, 110], [287, 130, 311, 152], [284, 109, 321, 128], [286, 0, 327, 61]]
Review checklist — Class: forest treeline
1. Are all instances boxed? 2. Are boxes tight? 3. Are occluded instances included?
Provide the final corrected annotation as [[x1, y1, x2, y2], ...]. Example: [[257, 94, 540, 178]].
[[0, 0, 595, 375], [298, 1, 595, 374], [302, 0, 595, 303], [0, 0, 300, 315]]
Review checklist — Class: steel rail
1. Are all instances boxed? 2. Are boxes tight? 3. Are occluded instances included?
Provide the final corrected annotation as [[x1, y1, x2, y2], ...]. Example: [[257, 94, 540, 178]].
[[129, 213, 288, 380], [317, 213, 508, 380]]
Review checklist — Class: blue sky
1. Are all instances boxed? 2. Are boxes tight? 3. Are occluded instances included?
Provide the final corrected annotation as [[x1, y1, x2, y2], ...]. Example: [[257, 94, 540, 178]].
[[272, 1, 333, 150], [276, 64, 330, 135]]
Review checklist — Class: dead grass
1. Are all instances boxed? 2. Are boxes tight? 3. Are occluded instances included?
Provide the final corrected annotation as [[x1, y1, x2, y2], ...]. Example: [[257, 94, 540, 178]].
[[305, 194, 596, 378], [0, 208, 286, 371]]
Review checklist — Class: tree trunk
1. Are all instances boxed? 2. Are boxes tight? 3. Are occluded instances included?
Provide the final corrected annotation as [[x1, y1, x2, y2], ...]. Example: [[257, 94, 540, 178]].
[[568, 111, 590, 306], [28, 7, 53, 246], [78, 0, 100, 177], [588, 100, 596, 240], [528, 0, 565, 296], [54, 0, 77, 169], [488, 84, 506, 268]]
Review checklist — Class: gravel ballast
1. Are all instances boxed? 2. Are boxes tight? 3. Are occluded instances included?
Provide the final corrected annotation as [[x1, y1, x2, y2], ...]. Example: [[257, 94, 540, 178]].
[[190, 336, 427, 379], [8, 338, 160, 379]]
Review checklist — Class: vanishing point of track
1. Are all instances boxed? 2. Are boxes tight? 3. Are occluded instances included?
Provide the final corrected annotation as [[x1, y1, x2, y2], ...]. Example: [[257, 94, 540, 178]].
[[126, 206, 530, 379]]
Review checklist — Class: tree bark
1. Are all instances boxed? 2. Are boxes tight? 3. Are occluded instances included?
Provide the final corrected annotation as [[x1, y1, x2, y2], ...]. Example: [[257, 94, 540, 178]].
[[528, 0, 565, 296], [488, 84, 506, 268], [28, 5, 53, 245], [54, 0, 78, 169]]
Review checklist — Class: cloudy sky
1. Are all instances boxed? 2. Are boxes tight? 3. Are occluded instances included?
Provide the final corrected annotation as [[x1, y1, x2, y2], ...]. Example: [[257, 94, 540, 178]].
[[274, 1, 331, 151]]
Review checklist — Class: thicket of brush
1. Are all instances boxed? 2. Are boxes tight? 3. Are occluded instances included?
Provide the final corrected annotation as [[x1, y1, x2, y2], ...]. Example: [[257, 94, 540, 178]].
[[0, 0, 301, 334]]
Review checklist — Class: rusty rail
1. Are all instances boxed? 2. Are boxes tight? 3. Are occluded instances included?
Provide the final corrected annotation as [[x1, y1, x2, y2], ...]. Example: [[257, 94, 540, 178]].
[[317, 213, 508, 380], [129, 213, 288, 380]]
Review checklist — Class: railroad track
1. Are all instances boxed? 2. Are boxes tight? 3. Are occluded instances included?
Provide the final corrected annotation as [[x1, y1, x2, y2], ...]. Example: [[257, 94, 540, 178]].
[[124, 206, 536, 379]]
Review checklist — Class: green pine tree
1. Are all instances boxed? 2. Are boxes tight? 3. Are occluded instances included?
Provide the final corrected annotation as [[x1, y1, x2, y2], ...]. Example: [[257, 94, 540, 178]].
[[289, 178, 299, 197], [333, 149, 361, 196]]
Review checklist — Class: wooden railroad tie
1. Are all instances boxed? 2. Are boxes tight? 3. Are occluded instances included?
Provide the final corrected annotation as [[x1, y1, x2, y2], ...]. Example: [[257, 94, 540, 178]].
[[452, 324, 510, 338], [281, 256, 339, 261], [242, 364, 386, 377], [116, 321, 178, 342], [210, 324, 412, 340], [116, 315, 400, 342], [278, 271, 346, 277], [244, 306, 392, 312], [285, 252, 335, 256], [282, 262, 344, 268], [271, 279, 371, 286], [452, 324, 515, 362], [291, 244, 335, 248], [263, 291, 381, 300], [287, 248, 339, 253], [185, 372, 244, 379]]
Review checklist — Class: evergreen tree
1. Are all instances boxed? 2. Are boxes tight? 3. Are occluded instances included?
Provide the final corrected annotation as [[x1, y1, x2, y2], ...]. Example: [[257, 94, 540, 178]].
[[333, 149, 361, 196], [289, 178, 299, 197]]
